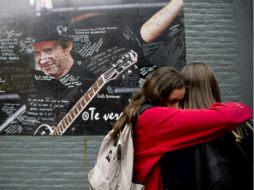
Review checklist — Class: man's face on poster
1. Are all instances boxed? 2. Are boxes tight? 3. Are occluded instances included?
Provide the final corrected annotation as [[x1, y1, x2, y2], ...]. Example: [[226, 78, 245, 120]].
[[33, 40, 73, 79]]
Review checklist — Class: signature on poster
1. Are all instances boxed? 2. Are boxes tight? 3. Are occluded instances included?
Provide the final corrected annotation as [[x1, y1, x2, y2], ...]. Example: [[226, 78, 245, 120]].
[[82, 107, 122, 122]]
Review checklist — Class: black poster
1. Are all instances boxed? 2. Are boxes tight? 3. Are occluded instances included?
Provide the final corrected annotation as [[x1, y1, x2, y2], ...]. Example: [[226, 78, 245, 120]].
[[0, 0, 186, 135]]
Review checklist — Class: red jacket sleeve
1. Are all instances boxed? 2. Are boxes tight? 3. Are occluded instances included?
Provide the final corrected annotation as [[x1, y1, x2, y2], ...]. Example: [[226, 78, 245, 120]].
[[138, 102, 252, 152]]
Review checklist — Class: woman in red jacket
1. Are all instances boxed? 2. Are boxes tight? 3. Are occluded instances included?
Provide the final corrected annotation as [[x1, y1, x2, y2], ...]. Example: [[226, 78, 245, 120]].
[[111, 67, 252, 190]]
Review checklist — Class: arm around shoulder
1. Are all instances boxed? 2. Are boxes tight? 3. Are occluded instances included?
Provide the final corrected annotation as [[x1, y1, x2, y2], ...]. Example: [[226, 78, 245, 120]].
[[139, 102, 252, 151]]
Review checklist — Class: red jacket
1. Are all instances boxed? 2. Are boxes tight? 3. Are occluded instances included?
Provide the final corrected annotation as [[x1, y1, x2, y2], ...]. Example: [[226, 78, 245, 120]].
[[132, 102, 252, 190]]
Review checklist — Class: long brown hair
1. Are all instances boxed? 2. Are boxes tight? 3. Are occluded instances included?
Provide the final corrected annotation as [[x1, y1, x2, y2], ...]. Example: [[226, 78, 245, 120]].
[[111, 67, 185, 139], [180, 62, 221, 109]]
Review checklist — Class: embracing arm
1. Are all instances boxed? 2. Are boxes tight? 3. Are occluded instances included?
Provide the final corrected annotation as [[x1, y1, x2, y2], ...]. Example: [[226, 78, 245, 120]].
[[140, 0, 184, 43], [140, 102, 252, 152]]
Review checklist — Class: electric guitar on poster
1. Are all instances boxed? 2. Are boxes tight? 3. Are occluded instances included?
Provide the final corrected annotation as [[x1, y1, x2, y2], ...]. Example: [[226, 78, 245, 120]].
[[34, 50, 138, 136]]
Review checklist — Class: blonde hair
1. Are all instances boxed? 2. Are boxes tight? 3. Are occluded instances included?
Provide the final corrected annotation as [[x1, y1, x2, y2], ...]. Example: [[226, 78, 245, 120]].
[[180, 62, 252, 141], [180, 62, 220, 109]]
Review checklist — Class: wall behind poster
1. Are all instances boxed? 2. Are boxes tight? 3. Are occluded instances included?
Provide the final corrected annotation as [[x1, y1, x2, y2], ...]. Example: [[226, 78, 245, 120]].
[[0, 0, 186, 135]]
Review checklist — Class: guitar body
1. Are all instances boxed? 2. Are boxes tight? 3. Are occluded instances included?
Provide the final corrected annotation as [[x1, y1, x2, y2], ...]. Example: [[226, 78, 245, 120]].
[[34, 124, 54, 136]]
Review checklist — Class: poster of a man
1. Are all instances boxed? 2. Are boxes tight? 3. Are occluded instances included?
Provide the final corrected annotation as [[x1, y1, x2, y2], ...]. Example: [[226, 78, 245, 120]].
[[0, 0, 186, 135]]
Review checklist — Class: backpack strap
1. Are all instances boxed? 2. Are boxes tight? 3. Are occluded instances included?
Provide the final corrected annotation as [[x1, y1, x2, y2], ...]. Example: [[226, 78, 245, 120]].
[[132, 103, 155, 128], [139, 103, 155, 115]]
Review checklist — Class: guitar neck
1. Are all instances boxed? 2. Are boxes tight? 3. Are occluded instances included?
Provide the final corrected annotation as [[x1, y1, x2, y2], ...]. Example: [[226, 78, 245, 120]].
[[52, 76, 105, 135]]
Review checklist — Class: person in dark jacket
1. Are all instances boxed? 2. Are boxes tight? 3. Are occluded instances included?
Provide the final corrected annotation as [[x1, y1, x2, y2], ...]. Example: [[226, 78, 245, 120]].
[[158, 62, 253, 190]]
